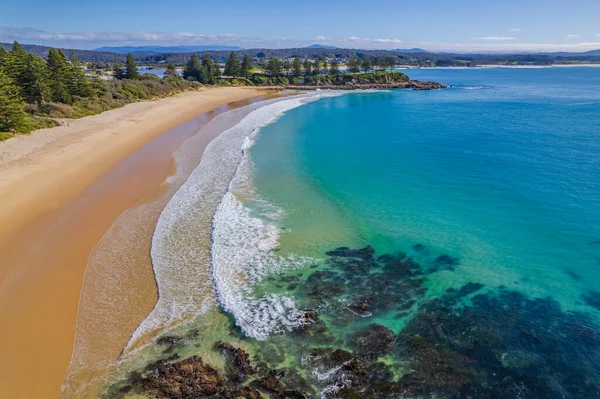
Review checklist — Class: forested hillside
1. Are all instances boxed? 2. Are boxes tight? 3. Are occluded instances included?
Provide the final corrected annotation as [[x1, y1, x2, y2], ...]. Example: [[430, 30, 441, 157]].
[[0, 42, 200, 140]]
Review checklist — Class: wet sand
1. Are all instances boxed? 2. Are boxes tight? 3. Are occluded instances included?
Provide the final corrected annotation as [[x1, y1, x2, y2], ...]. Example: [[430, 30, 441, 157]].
[[0, 89, 272, 399]]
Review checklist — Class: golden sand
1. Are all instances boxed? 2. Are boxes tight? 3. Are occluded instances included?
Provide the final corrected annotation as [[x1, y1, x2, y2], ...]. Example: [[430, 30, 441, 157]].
[[0, 88, 270, 399]]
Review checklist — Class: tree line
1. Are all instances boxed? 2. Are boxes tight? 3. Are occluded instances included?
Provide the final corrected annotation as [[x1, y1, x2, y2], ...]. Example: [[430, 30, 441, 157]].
[[199, 51, 400, 81], [0, 41, 201, 139], [0, 42, 95, 135]]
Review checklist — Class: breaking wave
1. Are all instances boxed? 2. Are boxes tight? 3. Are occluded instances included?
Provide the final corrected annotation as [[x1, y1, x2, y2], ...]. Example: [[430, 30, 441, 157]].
[[128, 91, 344, 347]]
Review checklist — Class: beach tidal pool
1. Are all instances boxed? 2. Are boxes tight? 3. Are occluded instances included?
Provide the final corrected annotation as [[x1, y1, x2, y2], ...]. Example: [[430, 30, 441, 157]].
[[106, 68, 600, 398]]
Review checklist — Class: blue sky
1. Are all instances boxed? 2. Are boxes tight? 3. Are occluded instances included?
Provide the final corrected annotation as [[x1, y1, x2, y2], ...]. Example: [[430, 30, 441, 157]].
[[1, 0, 599, 52]]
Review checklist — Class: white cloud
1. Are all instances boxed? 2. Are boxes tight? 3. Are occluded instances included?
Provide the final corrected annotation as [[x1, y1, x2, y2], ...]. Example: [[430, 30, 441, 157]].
[[596, 33, 600, 37], [566, 34, 578, 38], [1, 26, 600, 52], [509, 28, 522, 32], [314, 35, 326, 41], [475, 36, 517, 41], [341, 36, 402, 45]]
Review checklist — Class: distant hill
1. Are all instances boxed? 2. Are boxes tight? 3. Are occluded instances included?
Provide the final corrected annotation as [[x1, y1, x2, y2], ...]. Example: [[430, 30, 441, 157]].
[[0, 42, 118, 62], [305, 44, 337, 49], [393, 48, 427, 53], [545, 49, 600, 57], [93, 45, 244, 54]]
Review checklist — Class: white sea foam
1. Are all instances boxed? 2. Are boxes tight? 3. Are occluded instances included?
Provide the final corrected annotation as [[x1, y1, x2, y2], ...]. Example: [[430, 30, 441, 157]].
[[127, 91, 345, 348]]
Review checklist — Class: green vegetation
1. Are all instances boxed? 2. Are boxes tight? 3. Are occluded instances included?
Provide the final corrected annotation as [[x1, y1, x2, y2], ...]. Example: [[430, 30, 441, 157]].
[[0, 41, 201, 137]]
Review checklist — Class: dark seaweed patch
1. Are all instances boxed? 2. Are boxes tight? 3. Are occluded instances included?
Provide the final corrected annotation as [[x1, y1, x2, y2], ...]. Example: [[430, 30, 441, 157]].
[[113, 245, 600, 399]]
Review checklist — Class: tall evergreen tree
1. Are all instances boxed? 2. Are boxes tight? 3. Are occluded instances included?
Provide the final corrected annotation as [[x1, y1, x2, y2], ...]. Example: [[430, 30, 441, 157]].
[[321, 58, 328, 73], [303, 58, 311, 76], [47, 48, 72, 104], [282, 59, 291, 76], [312, 59, 321, 76], [8, 41, 27, 85], [184, 55, 203, 82], [241, 54, 252, 78], [372, 56, 380, 71], [224, 51, 241, 77], [266, 57, 282, 77], [329, 58, 339, 75], [112, 55, 125, 80], [125, 53, 139, 79], [22, 53, 50, 104], [69, 51, 92, 97], [292, 56, 302, 77], [361, 57, 372, 73], [202, 55, 217, 83], [0, 69, 28, 133], [0, 46, 9, 70], [348, 56, 362, 73]]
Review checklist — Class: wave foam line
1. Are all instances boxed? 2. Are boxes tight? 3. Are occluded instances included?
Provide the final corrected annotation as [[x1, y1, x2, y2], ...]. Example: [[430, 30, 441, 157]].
[[126, 91, 343, 349]]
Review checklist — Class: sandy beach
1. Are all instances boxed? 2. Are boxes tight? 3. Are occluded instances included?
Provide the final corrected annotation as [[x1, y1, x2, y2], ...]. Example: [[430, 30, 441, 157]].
[[0, 87, 271, 399]]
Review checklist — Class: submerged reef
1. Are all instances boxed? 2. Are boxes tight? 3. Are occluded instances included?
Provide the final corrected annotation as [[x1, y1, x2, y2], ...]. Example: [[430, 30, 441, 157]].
[[114, 245, 600, 399]]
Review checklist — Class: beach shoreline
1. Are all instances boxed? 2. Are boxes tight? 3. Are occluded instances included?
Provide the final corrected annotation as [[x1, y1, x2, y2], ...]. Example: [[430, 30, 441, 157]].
[[0, 87, 274, 399]]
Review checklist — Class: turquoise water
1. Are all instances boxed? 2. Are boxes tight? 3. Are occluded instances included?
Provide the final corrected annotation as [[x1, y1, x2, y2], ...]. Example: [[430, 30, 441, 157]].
[[247, 68, 600, 396], [112, 69, 600, 398]]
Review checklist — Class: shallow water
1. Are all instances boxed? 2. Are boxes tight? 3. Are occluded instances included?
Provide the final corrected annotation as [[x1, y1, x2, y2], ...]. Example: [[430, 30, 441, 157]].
[[109, 69, 600, 398]]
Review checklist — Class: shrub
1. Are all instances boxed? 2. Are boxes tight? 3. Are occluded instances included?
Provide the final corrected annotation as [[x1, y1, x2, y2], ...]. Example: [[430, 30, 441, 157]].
[[0, 132, 14, 141]]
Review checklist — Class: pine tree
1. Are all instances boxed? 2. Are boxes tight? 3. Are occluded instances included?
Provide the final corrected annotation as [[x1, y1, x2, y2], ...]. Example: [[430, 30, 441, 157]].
[[22, 53, 50, 104], [292, 56, 302, 77], [321, 58, 328, 73], [69, 51, 92, 97], [362, 57, 372, 73], [372, 57, 380, 71], [282, 59, 291, 77], [0, 69, 28, 133], [202, 56, 216, 84], [9, 41, 28, 85], [241, 54, 252, 78], [329, 58, 339, 75], [125, 53, 139, 79], [266, 57, 282, 77], [164, 62, 178, 77], [0, 46, 9, 70], [224, 51, 241, 77], [47, 48, 72, 104], [303, 58, 311, 76], [184, 55, 202, 82], [312, 60, 321, 76], [348, 56, 362, 73], [113, 56, 125, 80]]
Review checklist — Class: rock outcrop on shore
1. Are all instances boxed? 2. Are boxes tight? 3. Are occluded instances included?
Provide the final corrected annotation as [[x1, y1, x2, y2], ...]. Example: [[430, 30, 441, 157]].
[[284, 80, 447, 91], [246, 71, 447, 91]]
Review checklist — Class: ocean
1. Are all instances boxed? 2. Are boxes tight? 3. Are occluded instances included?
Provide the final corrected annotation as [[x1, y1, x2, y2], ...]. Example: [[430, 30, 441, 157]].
[[108, 68, 600, 398]]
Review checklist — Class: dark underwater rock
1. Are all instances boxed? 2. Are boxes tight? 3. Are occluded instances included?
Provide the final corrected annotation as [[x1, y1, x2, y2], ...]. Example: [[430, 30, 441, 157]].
[[214, 341, 255, 384], [134, 355, 224, 398], [583, 291, 600, 311], [227, 386, 264, 399], [326, 245, 375, 259], [433, 254, 460, 270], [412, 244, 429, 255], [393, 287, 600, 398], [156, 335, 180, 353], [347, 324, 395, 359], [251, 369, 309, 399], [304, 270, 346, 301]]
